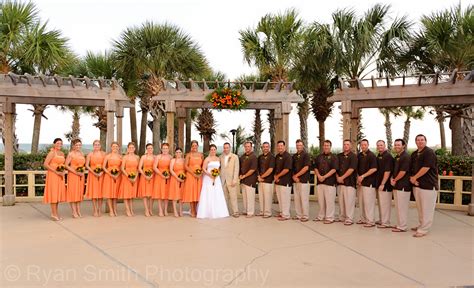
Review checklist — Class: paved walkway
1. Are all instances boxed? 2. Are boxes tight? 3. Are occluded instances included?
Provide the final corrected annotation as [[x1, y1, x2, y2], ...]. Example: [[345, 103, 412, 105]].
[[1, 201, 473, 287]]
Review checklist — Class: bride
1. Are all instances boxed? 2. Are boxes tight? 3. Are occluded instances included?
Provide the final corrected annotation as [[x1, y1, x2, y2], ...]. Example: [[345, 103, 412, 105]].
[[197, 144, 229, 219]]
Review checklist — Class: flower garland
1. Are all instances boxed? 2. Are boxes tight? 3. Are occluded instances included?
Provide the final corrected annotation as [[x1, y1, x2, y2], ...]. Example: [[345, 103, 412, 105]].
[[206, 87, 247, 110]]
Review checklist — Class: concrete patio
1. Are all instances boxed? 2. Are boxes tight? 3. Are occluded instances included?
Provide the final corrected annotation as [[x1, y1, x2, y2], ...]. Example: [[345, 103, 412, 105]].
[[1, 200, 473, 287]]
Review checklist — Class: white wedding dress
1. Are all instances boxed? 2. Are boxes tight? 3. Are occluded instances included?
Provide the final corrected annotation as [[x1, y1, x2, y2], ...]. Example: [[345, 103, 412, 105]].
[[197, 161, 229, 219]]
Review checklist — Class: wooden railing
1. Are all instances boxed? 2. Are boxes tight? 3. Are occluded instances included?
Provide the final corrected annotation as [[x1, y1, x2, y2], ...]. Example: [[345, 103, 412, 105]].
[[0, 171, 471, 211]]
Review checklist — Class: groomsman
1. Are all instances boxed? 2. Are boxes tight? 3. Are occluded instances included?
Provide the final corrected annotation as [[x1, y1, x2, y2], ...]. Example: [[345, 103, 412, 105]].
[[357, 139, 378, 227], [336, 140, 358, 225], [391, 138, 412, 233], [292, 139, 311, 222], [375, 140, 394, 228], [239, 141, 258, 217], [257, 142, 275, 218], [220, 142, 240, 217], [274, 140, 293, 221], [410, 134, 438, 237], [314, 140, 338, 223]]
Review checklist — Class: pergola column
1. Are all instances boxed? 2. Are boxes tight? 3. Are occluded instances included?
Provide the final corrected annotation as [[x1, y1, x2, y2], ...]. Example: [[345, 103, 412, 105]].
[[166, 100, 176, 150], [281, 102, 291, 147], [3, 102, 15, 206], [116, 106, 124, 149], [177, 108, 186, 150], [105, 100, 116, 153], [341, 101, 352, 144]]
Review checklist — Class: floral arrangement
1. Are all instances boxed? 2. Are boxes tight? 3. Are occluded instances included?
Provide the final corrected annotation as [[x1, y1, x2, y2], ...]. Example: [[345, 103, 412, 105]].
[[76, 166, 85, 173], [144, 169, 153, 177], [211, 168, 220, 185], [207, 87, 247, 110], [178, 172, 186, 188], [110, 168, 119, 176], [194, 168, 202, 176], [56, 164, 66, 172], [93, 166, 103, 174], [162, 169, 170, 184], [128, 171, 137, 180]]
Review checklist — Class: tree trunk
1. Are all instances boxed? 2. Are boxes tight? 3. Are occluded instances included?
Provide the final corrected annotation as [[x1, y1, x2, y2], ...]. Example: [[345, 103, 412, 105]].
[[139, 110, 148, 155], [297, 97, 309, 148], [152, 111, 161, 153], [99, 129, 106, 149], [253, 109, 262, 153], [185, 109, 192, 153], [383, 111, 393, 150], [462, 106, 473, 156], [31, 104, 47, 153], [436, 109, 446, 149], [71, 111, 80, 140], [268, 110, 275, 154], [129, 102, 138, 145], [403, 117, 411, 145], [203, 134, 210, 154], [318, 120, 325, 148], [450, 115, 463, 156]]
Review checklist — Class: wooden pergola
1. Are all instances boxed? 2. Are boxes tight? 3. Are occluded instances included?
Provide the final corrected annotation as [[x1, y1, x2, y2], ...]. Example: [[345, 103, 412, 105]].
[[0, 73, 133, 206], [151, 79, 302, 150], [330, 69, 474, 215]]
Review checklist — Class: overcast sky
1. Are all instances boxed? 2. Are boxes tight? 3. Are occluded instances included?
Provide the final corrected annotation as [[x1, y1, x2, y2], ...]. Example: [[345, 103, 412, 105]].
[[13, 0, 464, 150]]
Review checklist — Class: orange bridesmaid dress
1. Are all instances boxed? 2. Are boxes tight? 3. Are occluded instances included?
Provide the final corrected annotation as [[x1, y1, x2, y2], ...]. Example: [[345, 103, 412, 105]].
[[119, 157, 139, 199], [85, 152, 105, 199], [182, 155, 202, 203], [168, 160, 185, 200], [152, 156, 171, 199], [43, 153, 66, 203], [102, 155, 122, 199], [137, 156, 154, 198], [66, 153, 86, 202]]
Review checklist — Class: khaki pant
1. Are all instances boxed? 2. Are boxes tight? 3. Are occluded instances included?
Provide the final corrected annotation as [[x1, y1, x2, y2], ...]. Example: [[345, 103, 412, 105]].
[[377, 189, 393, 226], [293, 182, 310, 220], [360, 186, 376, 225], [413, 187, 437, 235], [337, 185, 346, 221], [394, 189, 410, 231], [341, 186, 356, 223], [241, 184, 256, 216], [258, 182, 273, 217], [275, 184, 291, 219], [357, 186, 366, 222], [317, 184, 337, 221], [223, 182, 239, 215]]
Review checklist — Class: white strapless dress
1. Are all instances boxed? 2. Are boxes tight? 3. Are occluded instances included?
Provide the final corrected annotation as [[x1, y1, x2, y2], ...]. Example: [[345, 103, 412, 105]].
[[197, 161, 229, 219]]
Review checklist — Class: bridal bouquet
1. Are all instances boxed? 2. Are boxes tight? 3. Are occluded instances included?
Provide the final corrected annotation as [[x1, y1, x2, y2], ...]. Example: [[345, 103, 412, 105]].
[[178, 172, 186, 188], [110, 168, 119, 183], [144, 169, 153, 182], [76, 166, 85, 180], [93, 165, 103, 174], [194, 168, 202, 176], [162, 170, 170, 184], [211, 168, 220, 186], [56, 164, 66, 172], [128, 171, 137, 182]]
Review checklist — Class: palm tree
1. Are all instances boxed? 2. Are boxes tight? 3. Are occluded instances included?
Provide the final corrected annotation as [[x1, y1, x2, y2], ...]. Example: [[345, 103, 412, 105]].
[[291, 23, 337, 148], [235, 73, 265, 151], [397, 4, 473, 155], [330, 5, 412, 145], [112, 21, 209, 154], [195, 108, 216, 153], [239, 9, 303, 152], [379, 108, 401, 150], [400, 107, 425, 145]]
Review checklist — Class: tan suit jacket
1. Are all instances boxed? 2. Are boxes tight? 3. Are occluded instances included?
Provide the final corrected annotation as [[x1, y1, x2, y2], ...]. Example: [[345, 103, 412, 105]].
[[219, 153, 240, 186]]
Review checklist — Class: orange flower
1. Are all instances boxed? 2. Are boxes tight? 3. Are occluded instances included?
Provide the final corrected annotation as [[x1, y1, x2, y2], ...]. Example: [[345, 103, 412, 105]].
[[213, 102, 218, 107], [225, 95, 231, 100], [212, 93, 218, 99], [236, 100, 241, 105], [227, 100, 232, 105]]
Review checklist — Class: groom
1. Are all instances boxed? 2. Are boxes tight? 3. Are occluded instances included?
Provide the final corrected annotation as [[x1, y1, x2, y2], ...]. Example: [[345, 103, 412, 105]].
[[220, 142, 240, 217]]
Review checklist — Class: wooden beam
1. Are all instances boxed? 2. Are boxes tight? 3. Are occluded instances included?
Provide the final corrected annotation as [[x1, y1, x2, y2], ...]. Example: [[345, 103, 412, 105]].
[[3, 102, 15, 206]]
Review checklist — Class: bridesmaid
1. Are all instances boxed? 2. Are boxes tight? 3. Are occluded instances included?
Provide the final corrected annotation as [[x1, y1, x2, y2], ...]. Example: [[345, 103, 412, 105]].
[[85, 140, 106, 217], [169, 147, 186, 217], [138, 143, 155, 217], [152, 143, 172, 216], [43, 138, 67, 221], [103, 142, 122, 216], [183, 140, 204, 217], [65, 139, 86, 218], [120, 142, 139, 217]]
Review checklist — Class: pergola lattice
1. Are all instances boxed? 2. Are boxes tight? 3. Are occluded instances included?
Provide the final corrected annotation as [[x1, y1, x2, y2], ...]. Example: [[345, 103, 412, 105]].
[[0, 73, 133, 206]]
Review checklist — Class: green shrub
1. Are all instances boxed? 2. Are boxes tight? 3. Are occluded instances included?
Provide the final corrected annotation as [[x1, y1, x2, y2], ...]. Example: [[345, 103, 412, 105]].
[[437, 155, 473, 176], [0, 153, 48, 170]]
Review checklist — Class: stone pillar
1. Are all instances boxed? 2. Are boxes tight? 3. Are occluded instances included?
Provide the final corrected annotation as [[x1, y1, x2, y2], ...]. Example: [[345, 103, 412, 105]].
[[116, 106, 124, 150], [341, 101, 352, 144], [165, 100, 176, 150], [281, 102, 291, 149], [177, 108, 186, 150], [105, 100, 116, 153], [3, 102, 15, 206], [469, 164, 474, 216]]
